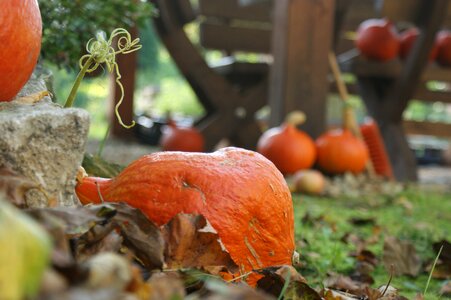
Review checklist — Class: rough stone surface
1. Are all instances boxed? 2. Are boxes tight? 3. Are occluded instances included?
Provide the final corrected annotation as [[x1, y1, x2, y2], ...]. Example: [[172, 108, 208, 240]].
[[0, 76, 90, 207]]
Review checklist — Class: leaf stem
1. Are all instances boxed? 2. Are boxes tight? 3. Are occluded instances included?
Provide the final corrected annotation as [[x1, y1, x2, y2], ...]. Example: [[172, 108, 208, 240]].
[[64, 57, 94, 108], [97, 124, 110, 158]]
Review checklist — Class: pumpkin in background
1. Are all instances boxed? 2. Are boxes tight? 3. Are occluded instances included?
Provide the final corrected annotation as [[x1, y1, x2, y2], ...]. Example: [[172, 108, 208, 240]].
[[76, 147, 295, 281], [436, 30, 451, 66], [0, 0, 42, 101], [257, 111, 316, 175], [316, 105, 369, 174], [160, 120, 205, 152], [399, 27, 438, 61], [356, 18, 399, 61], [316, 129, 369, 174]]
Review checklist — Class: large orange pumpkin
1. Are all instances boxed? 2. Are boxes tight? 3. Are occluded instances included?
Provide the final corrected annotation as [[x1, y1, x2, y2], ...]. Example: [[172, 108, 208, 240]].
[[0, 0, 42, 101], [316, 129, 369, 174], [76, 147, 295, 277], [160, 120, 205, 152]]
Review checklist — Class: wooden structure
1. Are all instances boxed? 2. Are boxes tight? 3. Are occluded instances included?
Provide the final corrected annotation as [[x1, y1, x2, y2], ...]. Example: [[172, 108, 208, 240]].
[[149, 0, 269, 150], [336, 0, 450, 180], [111, 0, 451, 181]]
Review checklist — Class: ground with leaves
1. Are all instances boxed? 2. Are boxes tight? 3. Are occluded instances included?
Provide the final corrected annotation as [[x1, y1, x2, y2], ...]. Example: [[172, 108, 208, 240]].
[[1, 166, 450, 299], [294, 186, 450, 299]]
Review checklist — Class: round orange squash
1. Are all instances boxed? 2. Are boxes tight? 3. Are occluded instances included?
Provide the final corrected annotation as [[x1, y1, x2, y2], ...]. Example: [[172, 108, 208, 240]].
[[257, 124, 316, 175], [0, 0, 42, 101], [316, 129, 369, 174], [160, 120, 205, 152], [356, 18, 399, 61], [76, 147, 295, 277]]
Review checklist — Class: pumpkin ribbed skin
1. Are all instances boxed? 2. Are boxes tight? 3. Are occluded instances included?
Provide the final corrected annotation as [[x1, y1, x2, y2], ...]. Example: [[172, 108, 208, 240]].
[[257, 124, 316, 175], [0, 0, 42, 101], [316, 129, 369, 174], [76, 147, 295, 275]]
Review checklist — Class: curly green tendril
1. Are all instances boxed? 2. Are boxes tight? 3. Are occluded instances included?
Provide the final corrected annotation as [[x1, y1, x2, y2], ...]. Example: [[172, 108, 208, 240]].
[[64, 28, 142, 128]]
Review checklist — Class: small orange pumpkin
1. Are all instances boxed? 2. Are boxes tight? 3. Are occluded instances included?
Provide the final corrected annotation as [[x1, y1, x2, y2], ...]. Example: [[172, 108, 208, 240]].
[[399, 27, 438, 61], [436, 30, 451, 66], [257, 112, 316, 175], [0, 0, 42, 101], [316, 129, 369, 174], [76, 147, 295, 280], [356, 18, 399, 61], [316, 106, 369, 175], [160, 120, 205, 152]]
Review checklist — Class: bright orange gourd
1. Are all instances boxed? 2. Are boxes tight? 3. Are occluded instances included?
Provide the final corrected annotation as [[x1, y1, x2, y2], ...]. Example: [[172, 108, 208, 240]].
[[160, 120, 205, 152], [0, 0, 42, 101], [76, 147, 295, 278], [316, 129, 369, 174], [356, 18, 399, 61], [257, 112, 316, 175]]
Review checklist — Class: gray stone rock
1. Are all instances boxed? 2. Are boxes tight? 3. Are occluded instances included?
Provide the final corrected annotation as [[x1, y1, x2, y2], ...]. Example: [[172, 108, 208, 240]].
[[0, 77, 90, 207]]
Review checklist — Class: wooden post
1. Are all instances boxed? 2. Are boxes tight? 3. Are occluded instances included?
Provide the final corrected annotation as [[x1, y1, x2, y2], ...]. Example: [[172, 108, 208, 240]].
[[110, 27, 138, 139], [269, 0, 335, 138]]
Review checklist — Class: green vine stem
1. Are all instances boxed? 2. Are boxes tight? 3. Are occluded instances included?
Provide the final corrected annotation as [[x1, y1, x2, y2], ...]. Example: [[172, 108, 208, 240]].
[[64, 28, 142, 129]]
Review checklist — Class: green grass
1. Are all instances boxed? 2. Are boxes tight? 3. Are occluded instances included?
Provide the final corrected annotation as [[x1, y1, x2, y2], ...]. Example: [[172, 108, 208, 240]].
[[292, 188, 451, 299]]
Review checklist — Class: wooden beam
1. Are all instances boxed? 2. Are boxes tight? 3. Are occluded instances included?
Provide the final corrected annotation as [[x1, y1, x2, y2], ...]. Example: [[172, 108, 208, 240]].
[[110, 26, 138, 139], [199, 22, 271, 53], [404, 120, 451, 138], [199, 0, 272, 22], [269, 0, 334, 138]]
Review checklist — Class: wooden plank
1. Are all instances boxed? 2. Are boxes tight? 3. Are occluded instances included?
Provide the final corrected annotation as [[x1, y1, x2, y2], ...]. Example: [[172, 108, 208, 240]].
[[173, 0, 197, 25], [422, 65, 451, 82], [199, 22, 271, 53], [404, 120, 451, 138], [269, 0, 334, 138], [198, 0, 272, 22], [413, 84, 451, 103], [381, 0, 423, 23], [111, 27, 138, 138], [381, 0, 451, 23], [330, 81, 451, 104], [339, 55, 451, 84]]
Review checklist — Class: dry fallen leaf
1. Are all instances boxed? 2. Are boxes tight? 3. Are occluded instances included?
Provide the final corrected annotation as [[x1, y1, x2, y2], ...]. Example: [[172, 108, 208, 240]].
[[0, 167, 42, 207], [440, 280, 451, 297], [14, 90, 51, 104], [111, 203, 165, 271], [198, 280, 275, 300], [256, 265, 306, 297], [322, 288, 359, 300], [162, 214, 237, 272], [382, 236, 422, 277], [323, 273, 362, 295], [147, 272, 186, 300]]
